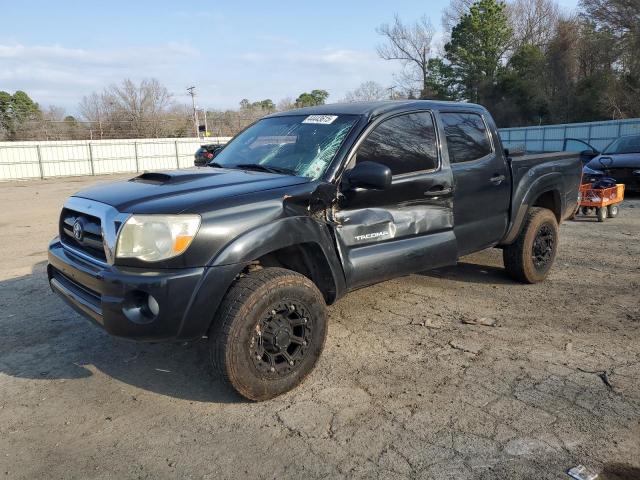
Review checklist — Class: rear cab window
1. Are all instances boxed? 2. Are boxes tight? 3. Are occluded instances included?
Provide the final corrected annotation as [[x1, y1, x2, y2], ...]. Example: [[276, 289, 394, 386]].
[[355, 112, 439, 175], [441, 112, 493, 164]]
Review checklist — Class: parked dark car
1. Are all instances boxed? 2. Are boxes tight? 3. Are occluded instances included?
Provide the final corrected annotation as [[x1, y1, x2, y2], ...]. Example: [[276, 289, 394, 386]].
[[566, 135, 640, 192], [48, 101, 582, 400], [194, 143, 225, 167]]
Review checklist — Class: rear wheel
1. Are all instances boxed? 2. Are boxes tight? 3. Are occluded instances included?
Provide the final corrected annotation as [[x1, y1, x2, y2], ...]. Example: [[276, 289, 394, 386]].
[[209, 267, 327, 401], [596, 207, 607, 222], [607, 205, 619, 218], [503, 207, 559, 284]]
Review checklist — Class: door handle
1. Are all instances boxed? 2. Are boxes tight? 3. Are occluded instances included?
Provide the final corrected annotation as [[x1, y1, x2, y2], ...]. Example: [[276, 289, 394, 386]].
[[424, 187, 452, 197], [490, 174, 506, 185]]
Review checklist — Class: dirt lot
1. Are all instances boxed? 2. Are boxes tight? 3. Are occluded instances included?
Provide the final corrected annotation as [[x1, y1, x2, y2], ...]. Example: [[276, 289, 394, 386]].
[[0, 174, 639, 480]]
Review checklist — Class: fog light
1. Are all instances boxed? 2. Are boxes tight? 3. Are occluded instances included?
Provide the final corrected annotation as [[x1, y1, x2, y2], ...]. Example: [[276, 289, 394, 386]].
[[147, 294, 160, 316], [122, 291, 159, 324]]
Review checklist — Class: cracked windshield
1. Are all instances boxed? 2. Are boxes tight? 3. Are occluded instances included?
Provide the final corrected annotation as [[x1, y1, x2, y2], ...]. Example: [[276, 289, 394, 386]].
[[212, 114, 358, 179]]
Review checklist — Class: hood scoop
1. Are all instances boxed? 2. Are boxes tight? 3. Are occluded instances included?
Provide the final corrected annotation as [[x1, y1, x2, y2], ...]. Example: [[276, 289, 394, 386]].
[[131, 170, 223, 185], [132, 172, 173, 184]]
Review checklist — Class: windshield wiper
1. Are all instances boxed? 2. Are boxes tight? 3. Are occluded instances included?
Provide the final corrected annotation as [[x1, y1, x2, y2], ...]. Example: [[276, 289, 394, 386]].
[[234, 163, 296, 175], [207, 162, 224, 168]]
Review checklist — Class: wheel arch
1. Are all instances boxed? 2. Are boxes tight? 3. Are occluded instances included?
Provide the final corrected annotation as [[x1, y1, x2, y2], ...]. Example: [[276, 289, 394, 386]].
[[532, 189, 562, 223], [209, 217, 346, 304], [501, 173, 563, 245]]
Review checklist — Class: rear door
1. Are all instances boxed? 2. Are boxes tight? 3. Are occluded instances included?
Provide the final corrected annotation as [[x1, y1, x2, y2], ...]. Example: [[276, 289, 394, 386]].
[[439, 111, 511, 255], [332, 111, 457, 289]]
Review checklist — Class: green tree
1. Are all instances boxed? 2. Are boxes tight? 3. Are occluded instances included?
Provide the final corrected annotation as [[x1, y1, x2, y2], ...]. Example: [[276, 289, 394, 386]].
[[444, 0, 512, 103], [423, 58, 459, 100], [0, 90, 41, 139], [491, 44, 550, 126], [0, 91, 12, 137], [11, 91, 40, 122], [295, 89, 329, 108], [252, 99, 275, 112]]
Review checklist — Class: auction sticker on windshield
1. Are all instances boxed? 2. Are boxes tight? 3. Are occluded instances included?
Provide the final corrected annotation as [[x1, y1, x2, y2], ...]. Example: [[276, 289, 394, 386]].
[[302, 115, 338, 125]]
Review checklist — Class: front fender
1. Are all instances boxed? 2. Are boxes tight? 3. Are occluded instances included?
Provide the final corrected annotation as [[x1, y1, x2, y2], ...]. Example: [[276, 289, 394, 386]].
[[210, 216, 347, 297], [501, 172, 562, 245]]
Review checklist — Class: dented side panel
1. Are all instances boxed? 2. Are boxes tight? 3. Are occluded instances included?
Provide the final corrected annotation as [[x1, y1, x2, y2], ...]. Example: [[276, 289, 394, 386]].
[[332, 168, 457, 289]]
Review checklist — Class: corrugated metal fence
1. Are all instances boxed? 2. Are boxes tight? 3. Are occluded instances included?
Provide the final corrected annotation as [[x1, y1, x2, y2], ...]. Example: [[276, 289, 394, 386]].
[[3, 118, 640, 180], [499, 118, 640, 153], [0, 137, 231, 181]]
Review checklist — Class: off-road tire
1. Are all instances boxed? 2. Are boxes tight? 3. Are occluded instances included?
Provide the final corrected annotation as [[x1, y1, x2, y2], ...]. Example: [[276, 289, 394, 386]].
[[503, 207, 559, 284], [597, 207, 607, 222], [209, 267, 327, 401]]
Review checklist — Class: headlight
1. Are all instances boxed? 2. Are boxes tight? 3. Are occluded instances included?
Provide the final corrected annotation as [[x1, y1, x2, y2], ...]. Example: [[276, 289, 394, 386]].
[[116, 214, 201, 262]]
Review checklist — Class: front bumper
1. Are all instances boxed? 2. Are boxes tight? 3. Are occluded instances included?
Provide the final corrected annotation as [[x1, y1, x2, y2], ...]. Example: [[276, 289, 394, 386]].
[[48, 238, 242, 341]]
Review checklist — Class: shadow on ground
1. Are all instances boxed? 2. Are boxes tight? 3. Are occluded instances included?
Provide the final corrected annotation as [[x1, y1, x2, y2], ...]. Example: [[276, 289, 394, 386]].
[[0, 261, 243, 404], [0, 256, 516, 403], [599, 463, 640, 480], [420, 260, 515, 285]]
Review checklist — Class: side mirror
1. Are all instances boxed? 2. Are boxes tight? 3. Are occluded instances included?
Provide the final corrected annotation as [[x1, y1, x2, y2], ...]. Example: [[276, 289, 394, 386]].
[[599, 156, 613, 169], [194, 155, 208, 167], [577, 148, 599, 165], [345, 161, 392, 190], [194, 145, 224, 167]]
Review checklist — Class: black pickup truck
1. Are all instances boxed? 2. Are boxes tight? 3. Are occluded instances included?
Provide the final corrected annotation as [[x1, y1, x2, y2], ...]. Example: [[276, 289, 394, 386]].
[[48, 101, 581, 400]]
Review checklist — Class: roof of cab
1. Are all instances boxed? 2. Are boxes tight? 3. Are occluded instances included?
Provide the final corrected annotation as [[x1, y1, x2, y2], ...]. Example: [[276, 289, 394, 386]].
[[266, 100, 486, 120]]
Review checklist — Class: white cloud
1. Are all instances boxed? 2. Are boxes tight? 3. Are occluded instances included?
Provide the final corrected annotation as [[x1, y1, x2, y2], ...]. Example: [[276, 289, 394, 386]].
[[0, 42, 200, 111], [227, 47, 397, 105], [0, 41, 397, 112]]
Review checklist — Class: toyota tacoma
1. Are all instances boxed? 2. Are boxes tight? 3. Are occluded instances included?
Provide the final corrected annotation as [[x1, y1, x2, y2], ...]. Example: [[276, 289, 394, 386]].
[[48, 101, 582, 400]]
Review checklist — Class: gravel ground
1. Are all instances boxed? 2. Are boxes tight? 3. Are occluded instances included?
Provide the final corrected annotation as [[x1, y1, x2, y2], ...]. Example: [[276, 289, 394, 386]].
[[0, 175, 639, 480]]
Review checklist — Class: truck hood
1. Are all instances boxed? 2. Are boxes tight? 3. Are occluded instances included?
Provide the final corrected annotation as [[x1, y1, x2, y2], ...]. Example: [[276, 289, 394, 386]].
[[72, 167, 311, 213]]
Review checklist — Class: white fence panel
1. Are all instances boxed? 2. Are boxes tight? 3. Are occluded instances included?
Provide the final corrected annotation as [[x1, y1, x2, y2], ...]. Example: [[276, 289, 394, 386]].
[[0, 137, 231, 181]]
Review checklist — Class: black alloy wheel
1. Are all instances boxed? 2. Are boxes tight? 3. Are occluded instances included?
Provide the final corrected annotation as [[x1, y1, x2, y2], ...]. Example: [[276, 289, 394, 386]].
[[250, 301, 312, 377], [532, 224, 555, 272]]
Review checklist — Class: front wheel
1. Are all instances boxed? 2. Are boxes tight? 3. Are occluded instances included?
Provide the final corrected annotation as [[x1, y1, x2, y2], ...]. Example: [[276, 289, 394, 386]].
[[503, 207, 559, 284], [607, 205, 619, 218], [209, 267, 327, 401]]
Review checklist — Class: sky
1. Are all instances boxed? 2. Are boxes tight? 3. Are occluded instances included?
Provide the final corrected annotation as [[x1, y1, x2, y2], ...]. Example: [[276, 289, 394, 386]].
[[0, 0, 580, 114]]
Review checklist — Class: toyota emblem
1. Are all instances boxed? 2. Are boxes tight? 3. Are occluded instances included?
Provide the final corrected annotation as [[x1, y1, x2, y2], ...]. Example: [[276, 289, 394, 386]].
[[73, 220, 84, 241]]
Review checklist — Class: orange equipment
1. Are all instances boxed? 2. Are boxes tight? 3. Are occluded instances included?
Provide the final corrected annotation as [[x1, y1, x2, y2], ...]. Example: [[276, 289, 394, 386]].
[[577, 183, 625, 222]]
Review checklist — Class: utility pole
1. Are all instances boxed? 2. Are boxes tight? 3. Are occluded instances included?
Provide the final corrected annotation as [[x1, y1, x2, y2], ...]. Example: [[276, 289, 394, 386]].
[[388, 86, 397, 100], [201, 108, 209, 138], [187, 86, 199, 138]]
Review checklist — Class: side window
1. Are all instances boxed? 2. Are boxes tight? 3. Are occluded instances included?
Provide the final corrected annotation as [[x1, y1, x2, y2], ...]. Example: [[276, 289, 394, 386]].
[[441, 112, 492, 163], [355, 112, 438, 175]]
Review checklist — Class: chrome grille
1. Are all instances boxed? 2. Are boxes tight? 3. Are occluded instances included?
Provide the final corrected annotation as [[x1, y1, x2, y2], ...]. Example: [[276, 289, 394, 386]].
[[60, 208, 107, 261]]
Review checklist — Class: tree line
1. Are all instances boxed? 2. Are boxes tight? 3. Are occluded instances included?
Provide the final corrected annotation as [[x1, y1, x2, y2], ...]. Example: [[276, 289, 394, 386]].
[[376, 0, 640, 127], [0, 82, 334, 141]]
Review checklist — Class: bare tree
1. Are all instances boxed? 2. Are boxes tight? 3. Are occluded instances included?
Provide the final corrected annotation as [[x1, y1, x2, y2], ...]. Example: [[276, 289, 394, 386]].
[[376, 15, 435, 98], [107, 78, 173, 137], [580, 0, 640, 75], [343, 81, 388, 102], [79, 78, 176, 138], [508, 0, 562, 50], [441, 0, 475, 35], [276, 97, 296, 112]]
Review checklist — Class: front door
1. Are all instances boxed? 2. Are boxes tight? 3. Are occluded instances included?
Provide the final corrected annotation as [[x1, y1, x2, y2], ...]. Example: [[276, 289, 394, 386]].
[[332, 111, 457, 289]]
